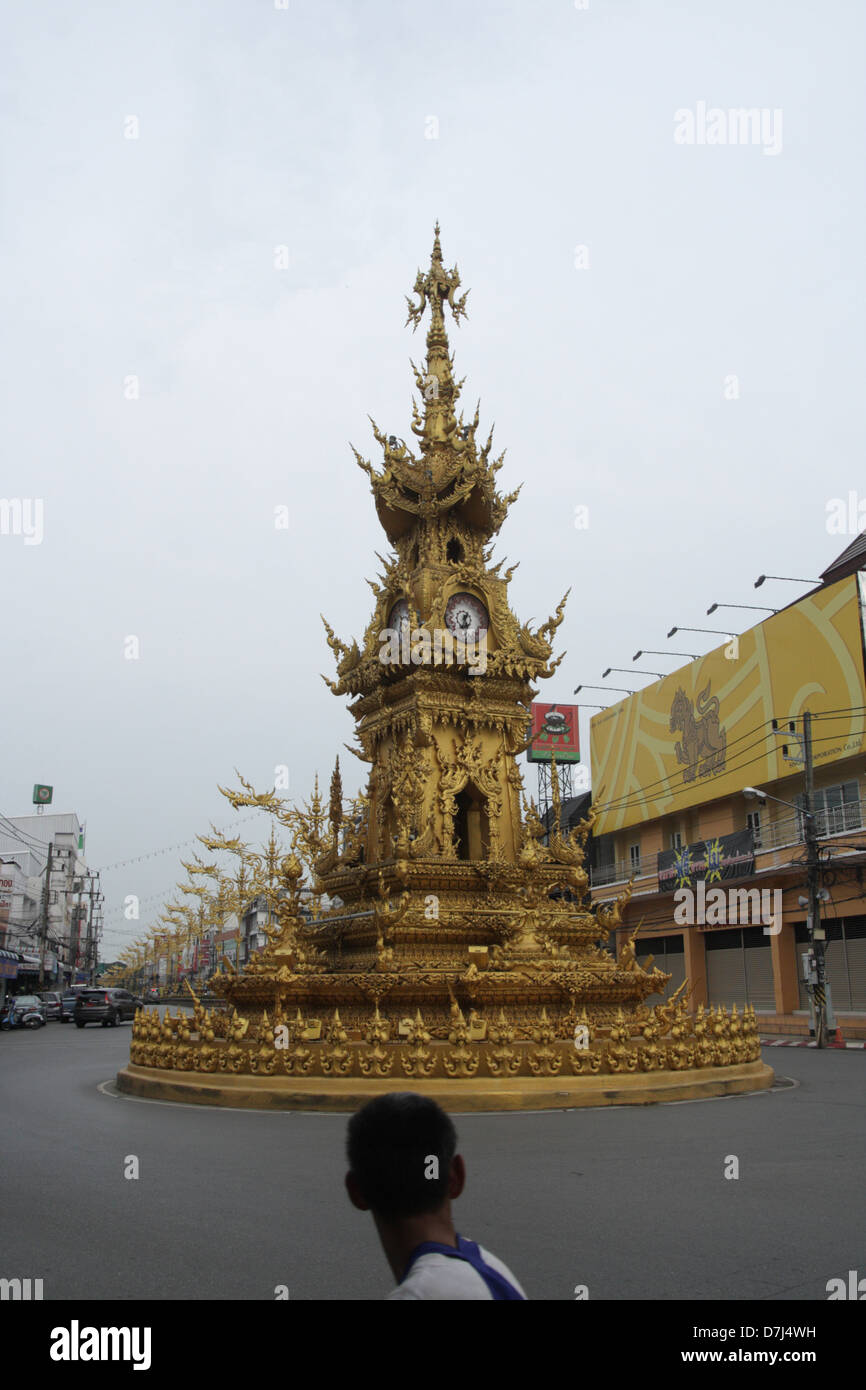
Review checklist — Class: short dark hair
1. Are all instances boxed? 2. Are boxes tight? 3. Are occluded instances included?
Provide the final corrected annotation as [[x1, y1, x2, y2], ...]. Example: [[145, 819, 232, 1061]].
[[347, 1092, 458, 1219]]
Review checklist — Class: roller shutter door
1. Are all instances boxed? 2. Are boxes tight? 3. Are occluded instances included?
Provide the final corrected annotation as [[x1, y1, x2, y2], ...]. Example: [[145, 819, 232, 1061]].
[[823, 940, 851, 1012], [707, 933, 746, 1007], [847, 934, 866, 1011], [743, 941, 775, 1011]]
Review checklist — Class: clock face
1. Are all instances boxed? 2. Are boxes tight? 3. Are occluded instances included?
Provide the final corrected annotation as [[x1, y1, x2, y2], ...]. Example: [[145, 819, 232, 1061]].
[[388, 599, 410, 633], [444, 592, 488, 639]]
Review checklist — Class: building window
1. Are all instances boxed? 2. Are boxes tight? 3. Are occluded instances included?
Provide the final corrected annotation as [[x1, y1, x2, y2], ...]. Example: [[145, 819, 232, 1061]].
[[629, 843, 641, 872], [798, 781, 861, 837], [594, 835, 615, 869], [746, 809, 762, 849], [670, 831, 682, 851]]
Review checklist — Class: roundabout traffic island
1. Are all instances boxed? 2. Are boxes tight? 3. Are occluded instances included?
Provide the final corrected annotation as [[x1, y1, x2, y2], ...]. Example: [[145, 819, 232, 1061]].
[[115, 996, 773, 1112]]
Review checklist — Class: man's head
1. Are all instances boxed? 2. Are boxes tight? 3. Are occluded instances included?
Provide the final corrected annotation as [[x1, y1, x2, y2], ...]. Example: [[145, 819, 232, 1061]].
[[345, 1091, 463, 1221]]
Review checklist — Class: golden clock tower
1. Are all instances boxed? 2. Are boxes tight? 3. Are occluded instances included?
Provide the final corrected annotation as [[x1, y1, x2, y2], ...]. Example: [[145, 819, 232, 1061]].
[[325, 223, 568, 879], [122, 229, 773, 1107]]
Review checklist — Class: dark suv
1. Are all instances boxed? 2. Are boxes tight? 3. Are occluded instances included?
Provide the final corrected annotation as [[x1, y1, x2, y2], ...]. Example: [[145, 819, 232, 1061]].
[[73, 988, 143, 1028], [60, 986, 89, 1022]]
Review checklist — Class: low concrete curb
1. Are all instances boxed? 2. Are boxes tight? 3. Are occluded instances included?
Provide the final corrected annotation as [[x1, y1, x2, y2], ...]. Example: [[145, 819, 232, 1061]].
[[115, 1060, 775, 1112]]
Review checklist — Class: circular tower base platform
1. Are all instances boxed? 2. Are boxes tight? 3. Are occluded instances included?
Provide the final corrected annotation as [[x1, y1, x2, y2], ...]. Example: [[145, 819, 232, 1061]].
[[115, 1060, 774, 1112]]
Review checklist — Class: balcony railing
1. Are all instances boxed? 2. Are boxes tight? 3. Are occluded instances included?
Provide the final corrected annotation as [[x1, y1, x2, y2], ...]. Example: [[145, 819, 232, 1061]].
[[755, 799, 865, 852], [589, 798, 865, 889], [591, 852, 659, 889]]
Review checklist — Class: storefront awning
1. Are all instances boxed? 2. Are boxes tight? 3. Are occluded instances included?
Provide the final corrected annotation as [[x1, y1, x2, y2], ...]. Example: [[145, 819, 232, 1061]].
[[0, 947, 20, 980]]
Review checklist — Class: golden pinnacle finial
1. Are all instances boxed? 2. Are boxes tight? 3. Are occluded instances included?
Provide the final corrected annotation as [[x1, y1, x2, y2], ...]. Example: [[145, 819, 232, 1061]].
[[404, 224, 469, 333], [404, 225, 470, 449]]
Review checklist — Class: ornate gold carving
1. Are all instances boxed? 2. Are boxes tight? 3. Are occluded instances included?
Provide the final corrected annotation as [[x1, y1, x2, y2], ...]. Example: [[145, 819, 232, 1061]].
[[527, 1008, 563, 1076], [400, 1010, 436, 1078], [321, 1009, 354, 1076]]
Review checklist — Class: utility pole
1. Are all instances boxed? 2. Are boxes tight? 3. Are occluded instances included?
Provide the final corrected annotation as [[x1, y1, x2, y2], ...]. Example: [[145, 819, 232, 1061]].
[[83, 872, 102, 984], [772, 711, 831, 1046], [38, 840, 53, 988], [68, 872, 85, 987], [802, 712, 830, 1049], [84, 874, 95, 983]]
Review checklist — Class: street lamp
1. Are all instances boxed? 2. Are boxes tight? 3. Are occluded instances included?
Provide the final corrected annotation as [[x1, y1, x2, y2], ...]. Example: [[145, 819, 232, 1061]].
[[633, 649, 698, 661], [743, 787, 808, 816], [602, 667, 665, 679], [574, 684, 639, 696], [707, 602, 778, 616], [754, 574, 819, 589], [667, 626, 734, 639]]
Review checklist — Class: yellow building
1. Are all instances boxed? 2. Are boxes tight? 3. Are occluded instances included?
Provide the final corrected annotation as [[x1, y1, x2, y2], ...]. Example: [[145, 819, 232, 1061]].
[[589, 541, 866, 1039]]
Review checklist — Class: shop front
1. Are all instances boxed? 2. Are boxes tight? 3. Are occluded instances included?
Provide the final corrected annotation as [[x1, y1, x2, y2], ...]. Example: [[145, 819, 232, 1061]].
[[796, 915, 866, 1014], [0, 947, 20, 1006]]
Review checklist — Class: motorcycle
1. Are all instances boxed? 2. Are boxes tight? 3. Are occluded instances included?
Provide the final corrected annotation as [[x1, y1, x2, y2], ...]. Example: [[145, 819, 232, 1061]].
[[0, 995, 47, 1030]]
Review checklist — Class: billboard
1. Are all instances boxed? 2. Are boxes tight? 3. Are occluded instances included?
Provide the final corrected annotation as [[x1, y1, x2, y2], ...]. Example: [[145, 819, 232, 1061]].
[[591, 574, 866, 834], [527, 703, 581, 763]]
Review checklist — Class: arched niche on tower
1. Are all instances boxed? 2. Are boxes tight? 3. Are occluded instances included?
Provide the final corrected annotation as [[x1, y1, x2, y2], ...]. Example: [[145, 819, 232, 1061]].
[[453, 781, 490, 862]]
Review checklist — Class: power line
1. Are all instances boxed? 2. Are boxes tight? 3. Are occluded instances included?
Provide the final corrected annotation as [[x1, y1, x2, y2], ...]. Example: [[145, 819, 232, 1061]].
[[0, 816, 53, 853], [93, 809, 271, 874]]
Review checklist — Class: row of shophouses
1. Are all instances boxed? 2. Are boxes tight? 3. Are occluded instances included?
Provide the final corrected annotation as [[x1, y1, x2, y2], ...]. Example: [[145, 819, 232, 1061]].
[[127, 902, 275, 991], [115, 894, 324, 994], [0, 813, 102, 1000], [573, 533, 866, 1040]]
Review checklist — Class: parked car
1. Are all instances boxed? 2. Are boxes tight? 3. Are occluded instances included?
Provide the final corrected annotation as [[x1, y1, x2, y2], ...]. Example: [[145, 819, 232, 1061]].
[[39, 990, 62, 1020], [60, 987, 89, 1022], [0, 994, 46, 1029], [73, 987, 143, 1028]]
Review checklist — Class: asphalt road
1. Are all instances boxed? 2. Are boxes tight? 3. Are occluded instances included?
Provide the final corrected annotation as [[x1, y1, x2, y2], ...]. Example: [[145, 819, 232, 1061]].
[[1, 1019, 863, 1300]]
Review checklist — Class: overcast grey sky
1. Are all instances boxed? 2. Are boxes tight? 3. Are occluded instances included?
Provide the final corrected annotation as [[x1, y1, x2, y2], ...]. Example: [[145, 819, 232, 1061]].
[[2, 0, 863, 957]]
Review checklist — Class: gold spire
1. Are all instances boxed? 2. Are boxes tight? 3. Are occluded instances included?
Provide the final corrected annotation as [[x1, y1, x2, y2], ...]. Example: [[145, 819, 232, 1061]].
[[405, 223, 469, 448]]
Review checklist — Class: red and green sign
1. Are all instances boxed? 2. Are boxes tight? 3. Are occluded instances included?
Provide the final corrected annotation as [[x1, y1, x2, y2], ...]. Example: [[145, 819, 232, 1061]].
[[527, 703, 581, 763]]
